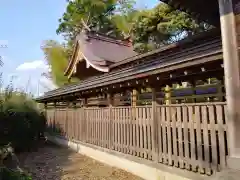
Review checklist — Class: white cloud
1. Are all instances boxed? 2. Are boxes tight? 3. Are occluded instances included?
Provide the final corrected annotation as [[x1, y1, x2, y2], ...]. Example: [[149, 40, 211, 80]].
[[39, 77, 57, 91], [16, 60, 49, 71]]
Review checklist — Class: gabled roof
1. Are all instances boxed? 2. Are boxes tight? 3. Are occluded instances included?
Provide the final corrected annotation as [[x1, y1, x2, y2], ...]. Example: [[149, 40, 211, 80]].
[[64, 30, 137, 78], [82, 31, 137, 63], [161, 0, 220, 26]]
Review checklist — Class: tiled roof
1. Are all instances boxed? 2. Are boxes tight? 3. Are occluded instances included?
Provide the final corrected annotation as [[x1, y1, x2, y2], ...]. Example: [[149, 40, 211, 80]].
[[77, 31, 137, 64], [64, 30, 138, 77]]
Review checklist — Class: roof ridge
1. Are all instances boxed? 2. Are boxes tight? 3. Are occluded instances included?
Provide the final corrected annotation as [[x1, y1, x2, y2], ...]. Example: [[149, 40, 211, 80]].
[[87, 31, 131, 47]]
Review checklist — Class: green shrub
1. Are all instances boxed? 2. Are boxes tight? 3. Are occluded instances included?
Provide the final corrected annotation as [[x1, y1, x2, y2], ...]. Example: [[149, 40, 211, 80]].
[[0, 55, 35, 179], [0, 143, 32, 180], [0, 92, 46, 151], [0, 167, 32, 180]]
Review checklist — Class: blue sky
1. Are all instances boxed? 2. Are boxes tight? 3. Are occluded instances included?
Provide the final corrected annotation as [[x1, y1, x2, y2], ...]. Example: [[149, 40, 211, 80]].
[[0, 0, 159, 96]]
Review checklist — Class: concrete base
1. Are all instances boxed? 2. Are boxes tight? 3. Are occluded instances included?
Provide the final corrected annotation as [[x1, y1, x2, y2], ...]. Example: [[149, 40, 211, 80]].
[[209, 169, 240, 180], [227, 157, 240, 170], [46, 134, 205, 180]]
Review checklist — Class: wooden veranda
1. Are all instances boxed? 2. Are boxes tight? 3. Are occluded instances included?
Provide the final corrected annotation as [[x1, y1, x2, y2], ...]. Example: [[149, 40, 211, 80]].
[[37, 0, 240, 178]]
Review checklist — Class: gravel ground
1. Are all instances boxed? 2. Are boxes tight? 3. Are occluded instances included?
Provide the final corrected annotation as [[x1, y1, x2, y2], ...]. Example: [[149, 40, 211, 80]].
[[18, 142, 143, 180]]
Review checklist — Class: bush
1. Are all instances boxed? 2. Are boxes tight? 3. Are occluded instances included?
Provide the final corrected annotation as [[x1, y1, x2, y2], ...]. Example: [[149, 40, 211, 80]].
[[0, 56, 39, 179], [0, 168, 32, 180], [0, 144, 32, 180], [0, 92, 46, 151]]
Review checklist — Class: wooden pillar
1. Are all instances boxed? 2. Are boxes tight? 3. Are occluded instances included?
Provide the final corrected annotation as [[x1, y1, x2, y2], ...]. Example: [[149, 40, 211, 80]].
[[107, 93, 114, 107], [132, 89, 138, 107], [165, 85, 171, 105], [44, 102, 47, 113], [217, 79, 224, 102], [53, 102, 57, 133], [132, 88, 138, 120], [218, 0, 240, 169], [82, 97, 88, 107], [190, 80, 196, 103], [44, 102, 48, 130]]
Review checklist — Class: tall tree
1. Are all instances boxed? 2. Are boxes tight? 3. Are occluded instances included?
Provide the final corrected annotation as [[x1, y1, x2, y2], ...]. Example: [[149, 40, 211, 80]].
[[131, 3, 212, 53], [57, 0, 124, 41]]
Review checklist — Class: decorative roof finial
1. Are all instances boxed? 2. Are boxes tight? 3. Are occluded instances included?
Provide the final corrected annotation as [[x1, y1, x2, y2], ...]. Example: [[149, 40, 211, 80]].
[[81, 19, 91, 32]]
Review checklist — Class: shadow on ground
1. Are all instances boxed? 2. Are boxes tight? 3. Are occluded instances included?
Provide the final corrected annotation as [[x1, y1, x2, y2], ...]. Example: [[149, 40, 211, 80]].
[[17, 138, 142, 180]]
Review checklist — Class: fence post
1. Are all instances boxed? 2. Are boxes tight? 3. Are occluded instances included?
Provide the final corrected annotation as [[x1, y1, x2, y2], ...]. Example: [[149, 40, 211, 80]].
[[44, 102, 48, 132], [83, 98, 87, 142], [108, 93, 114, 149], [151, 87, 158, 162], [53, 102, 57, 133], [65, 101, 69, 138]]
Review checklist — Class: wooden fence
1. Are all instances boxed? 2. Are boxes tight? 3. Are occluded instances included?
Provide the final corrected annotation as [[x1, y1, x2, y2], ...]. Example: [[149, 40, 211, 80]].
[[46, 102, 228, 175]]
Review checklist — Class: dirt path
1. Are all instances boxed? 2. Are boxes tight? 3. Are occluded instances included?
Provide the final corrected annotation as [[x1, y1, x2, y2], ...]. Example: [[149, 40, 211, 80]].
[[18, 142, 143, 180]]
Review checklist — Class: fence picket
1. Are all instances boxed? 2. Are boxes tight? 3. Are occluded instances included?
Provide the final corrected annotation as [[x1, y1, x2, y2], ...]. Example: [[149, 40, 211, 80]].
[[183, 106, 190, 170], [188, 106, 197, 171], [208, 105, 218, 171], [139, 107, 144, 157], [129, 108, 133, 155], [143, 107, 148, 159], [157, 107, 163, 163], [177, 106, 184, 168], [201, 105, 211, 175], [171, 107, 178, 167], [147, 107, 152, 159], [161, 107, 168, 164], [166, 106, 173, 166], [216, 105, 227, 170]]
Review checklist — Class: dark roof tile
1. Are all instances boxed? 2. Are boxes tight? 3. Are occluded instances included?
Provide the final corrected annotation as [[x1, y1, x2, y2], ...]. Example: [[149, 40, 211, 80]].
[[77, 31, 137, 64]]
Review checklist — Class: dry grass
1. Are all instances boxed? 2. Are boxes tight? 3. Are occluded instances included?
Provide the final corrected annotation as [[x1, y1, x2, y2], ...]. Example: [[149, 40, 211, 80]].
[[18, 142, 143, 180]]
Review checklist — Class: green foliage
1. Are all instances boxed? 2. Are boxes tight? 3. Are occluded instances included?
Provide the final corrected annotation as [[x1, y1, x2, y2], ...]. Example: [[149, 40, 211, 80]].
[[0, 168, 32, 180], [0, 91, 46, 151], [57, 1, 211, 54], [131, 3, 211, 53], [0, 81, 44, 180], [41, 40, 79, 87], [111, 9, 140, 38], [57, 0, 122, 40], [0, 144, 32, 180]]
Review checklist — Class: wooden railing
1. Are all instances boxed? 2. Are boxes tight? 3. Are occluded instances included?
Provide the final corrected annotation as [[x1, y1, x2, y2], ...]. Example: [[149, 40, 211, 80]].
[[46, 102, 228, 175]]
